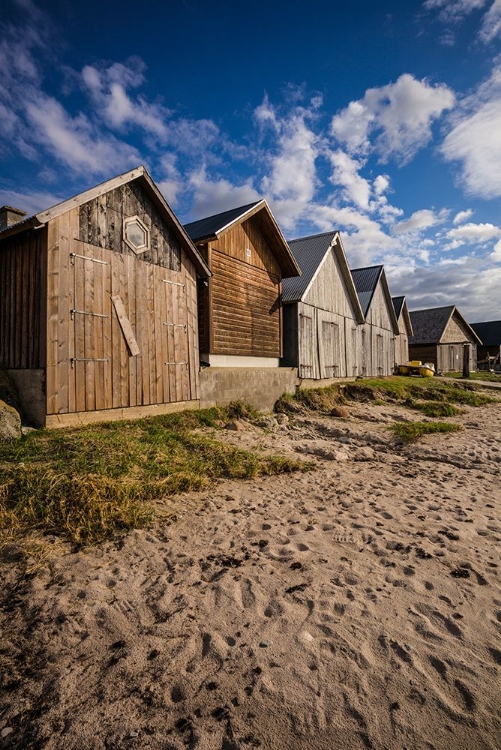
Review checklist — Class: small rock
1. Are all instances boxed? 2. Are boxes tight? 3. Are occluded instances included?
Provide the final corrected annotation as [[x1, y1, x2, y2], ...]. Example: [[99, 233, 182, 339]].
[[1, 728, 14, 739], [257, 417, 278, 430], [225, 420, 244, 431], [259, 640, 271, 648], [275, 413, 289, 425], [330, 406, 349, 418], [0, 399, 21, 441], [355, 446, 375, 460]]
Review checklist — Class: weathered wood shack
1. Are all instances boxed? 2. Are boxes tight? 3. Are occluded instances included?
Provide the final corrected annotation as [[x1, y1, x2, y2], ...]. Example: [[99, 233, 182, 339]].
[[184, 201, 300, 367], [409, 305, 481, 373], [392, 296, 413, 366], [470, 320, 501, 368], [0, 166, 210, 427], [351, 266, 399, 376], [281, 232, 364, 379]]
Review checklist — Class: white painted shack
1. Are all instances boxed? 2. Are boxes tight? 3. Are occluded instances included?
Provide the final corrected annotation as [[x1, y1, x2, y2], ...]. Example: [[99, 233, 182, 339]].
[[282, 232, 365, 379]]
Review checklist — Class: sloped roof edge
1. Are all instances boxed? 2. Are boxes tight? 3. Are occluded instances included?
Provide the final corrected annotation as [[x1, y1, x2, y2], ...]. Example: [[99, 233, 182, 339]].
[[186, 199, 301, 278], [0, 166, 211, 278]]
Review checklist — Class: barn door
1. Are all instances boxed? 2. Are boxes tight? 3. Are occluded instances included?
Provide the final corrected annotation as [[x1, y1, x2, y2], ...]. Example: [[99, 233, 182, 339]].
[[361, 329, 368, 375], [70, 246, 113, 413], [299, 313, 314, 378], [320, 320, 340, 378]]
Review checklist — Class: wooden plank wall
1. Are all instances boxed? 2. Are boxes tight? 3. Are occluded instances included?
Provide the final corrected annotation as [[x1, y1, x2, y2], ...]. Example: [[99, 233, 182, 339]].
[[294, 249, 360, 380], [357, 283, 395, 376], [46, 205, 199, 416], [0, 229, 46, 369], [209, 251, 281, 358], [395, 316, 409, 366], [78, 182, 182, 271]]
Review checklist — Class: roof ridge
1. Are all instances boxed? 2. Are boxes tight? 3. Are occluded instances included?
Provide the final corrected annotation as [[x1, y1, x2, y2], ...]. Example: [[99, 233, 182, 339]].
[[288, 230, 338, 243]]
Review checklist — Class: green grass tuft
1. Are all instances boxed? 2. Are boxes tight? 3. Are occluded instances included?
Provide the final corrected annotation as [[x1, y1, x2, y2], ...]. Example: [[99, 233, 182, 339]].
[[391, 421, 462, 444]]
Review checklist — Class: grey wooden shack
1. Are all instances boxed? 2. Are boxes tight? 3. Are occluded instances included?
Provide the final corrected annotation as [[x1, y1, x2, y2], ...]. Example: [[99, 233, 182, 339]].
[[281, 231, 364, 379], [392, 296, 413, 366], [470, 320, 501, 368], [351, 266, 399, 376], [0, 166, 210, 428], [409, 305, 481, 373]]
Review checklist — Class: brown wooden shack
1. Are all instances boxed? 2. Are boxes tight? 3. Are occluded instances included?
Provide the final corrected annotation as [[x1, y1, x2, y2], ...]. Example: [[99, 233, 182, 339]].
[[281, 231, 365, 379], [184, 201, 300, 367], [392, 295, 413, 366], [351, 266, 400, 376], [0, 166, 210, 428], [409, 305, 481, 373]]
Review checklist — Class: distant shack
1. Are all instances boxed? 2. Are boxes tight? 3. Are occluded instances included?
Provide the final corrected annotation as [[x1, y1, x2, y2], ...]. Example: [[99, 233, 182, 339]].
[[409, 305, 481, 373]]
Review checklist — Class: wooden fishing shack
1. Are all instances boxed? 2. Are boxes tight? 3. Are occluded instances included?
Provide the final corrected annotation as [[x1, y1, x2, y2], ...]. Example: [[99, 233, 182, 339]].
[[351, 265, 400, 377], [0, 166, 210, 427], [184, 201, 300, 367], [392, 296, 413, 367], [282, 231, 365, 379]]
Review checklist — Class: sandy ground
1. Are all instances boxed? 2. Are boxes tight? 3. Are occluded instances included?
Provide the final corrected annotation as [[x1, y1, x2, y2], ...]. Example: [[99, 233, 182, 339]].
[[1, 393, 501, 750]]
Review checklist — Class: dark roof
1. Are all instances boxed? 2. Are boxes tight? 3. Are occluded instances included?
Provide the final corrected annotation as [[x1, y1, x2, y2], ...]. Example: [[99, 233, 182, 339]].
[[409, 305, 481, 345], [282, 231, 338, 303], [409, 306, 455, 344], [351, 265, 383, 317], [392, 296, 405, 319], [184, 202, 261, 242], [471, 320, 501, 346]]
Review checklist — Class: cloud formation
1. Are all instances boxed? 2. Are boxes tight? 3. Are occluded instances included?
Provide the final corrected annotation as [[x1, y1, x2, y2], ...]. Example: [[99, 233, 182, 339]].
[[331, 74, 455, 164]]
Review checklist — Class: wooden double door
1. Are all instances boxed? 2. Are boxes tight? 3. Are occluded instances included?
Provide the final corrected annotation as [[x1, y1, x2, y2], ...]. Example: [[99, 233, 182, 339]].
[[47, 243, 198, 415]]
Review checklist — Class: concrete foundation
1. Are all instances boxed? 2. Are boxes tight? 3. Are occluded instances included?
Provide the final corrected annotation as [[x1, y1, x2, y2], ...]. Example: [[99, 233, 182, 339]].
[[6, 369, 46, 427], [200, 367, 299, 412]]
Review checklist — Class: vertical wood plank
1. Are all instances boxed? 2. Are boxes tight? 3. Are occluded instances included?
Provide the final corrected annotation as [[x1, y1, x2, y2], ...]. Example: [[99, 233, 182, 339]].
[[83, 238, 96, 412], [46, 218, 60, 415]]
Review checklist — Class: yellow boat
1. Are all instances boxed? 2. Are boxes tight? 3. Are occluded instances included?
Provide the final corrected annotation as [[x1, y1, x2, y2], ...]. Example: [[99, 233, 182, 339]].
[[397, 360, 435, 378]]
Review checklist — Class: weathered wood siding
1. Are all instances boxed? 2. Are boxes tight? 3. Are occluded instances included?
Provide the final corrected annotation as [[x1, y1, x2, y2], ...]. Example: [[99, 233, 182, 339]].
[[45, 201, 199, 416], [409, 343, 477, 372], [291, 247, 359, 379], [206, 218, 282, 358], [357, 283, 395, 376], [78, 182, 182, 271], [0, 228, 46, 369], [395, 314, 409, 366]]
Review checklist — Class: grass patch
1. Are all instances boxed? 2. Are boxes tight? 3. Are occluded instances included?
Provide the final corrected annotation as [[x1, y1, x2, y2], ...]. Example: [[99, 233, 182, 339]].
[[391, 421, 462, 444], [275, 376, 496, 415], [0, 403, 309, 549], [407, 400, 461, 418]]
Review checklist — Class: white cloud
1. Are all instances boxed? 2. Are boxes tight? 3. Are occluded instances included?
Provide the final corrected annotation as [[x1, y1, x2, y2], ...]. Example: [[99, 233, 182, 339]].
[[0, 187, 62, 215], [479, 0, 501, 41], [82, 59, 170, 138], [331, 74, 455, 164], [392, 208, 449, 234], [423, 0, 487, 23], [187, 168, 261, 221], [446, 221, 501, 248], [328, 150, 371, 210], [453, 208, 474, 224], [373, 175, 390, 196], [260, 112, 319, 204], [24, 93, 140, 174], [488, 238, 501, 262], [442, 63, 501, 198]]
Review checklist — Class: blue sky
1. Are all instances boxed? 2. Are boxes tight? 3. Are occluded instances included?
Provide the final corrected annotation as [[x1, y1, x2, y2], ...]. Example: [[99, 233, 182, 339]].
[[1, 0, 501, 321]]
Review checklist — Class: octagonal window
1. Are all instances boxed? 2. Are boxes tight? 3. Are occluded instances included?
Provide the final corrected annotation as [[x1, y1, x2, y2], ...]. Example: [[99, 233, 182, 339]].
[[124, 216, 149, 254]]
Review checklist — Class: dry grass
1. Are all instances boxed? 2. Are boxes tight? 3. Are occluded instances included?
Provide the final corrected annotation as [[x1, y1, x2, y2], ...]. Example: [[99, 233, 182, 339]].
[[0, 403, 309, 553]]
